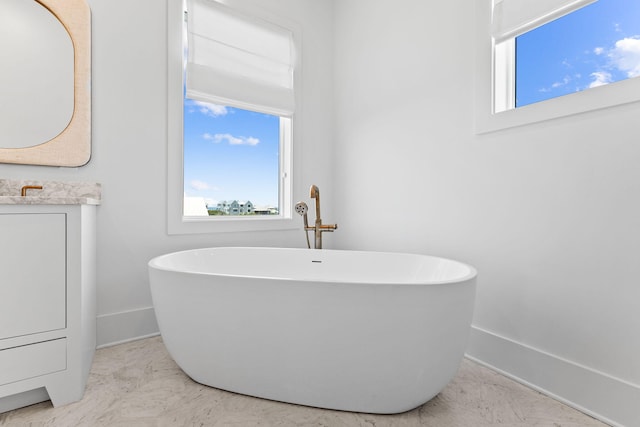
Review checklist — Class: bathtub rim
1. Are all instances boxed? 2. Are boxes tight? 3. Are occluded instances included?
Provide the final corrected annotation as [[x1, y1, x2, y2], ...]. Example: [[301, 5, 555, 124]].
[[148, 246, 477, 286]]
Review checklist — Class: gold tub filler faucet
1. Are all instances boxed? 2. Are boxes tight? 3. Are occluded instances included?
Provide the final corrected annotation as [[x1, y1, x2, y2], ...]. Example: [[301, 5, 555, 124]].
[[295, 185, 338, 249]]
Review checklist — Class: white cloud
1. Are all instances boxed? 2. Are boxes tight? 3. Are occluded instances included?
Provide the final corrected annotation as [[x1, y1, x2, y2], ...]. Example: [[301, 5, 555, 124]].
[[207, 133, 260, 146], [609, 37, 640, 78], [539, 75, 572, 93], [589, 71, 612, 88], [190, 180, 211, 191], [552, 76, 571, 88], [582, 37, 640, 91], [186, 100, 228, 117]]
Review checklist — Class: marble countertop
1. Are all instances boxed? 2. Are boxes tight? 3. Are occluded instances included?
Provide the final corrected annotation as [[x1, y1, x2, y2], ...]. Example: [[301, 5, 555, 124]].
[[0, 196, 101, 205], [0, 179, 101, 205]]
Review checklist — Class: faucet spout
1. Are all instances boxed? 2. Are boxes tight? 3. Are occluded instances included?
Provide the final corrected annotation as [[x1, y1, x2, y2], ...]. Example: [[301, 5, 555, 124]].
[[310, 185, 321, 225], [303, 184, 337, 249], [21, 185, 43, 197]]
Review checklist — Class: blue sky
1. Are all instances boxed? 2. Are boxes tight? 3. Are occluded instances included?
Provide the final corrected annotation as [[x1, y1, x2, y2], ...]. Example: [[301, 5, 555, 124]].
[[516, 0, 640, 107], [183, 102, 280, 208]]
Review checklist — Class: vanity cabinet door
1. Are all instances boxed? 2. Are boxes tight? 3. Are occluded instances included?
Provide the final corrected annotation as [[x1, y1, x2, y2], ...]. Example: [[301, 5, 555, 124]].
[[0, 213, 66, 339]]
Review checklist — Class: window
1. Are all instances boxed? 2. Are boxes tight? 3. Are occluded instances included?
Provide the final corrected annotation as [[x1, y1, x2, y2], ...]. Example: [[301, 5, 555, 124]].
[[168, 0, 299, 234], [183, 103, 282, 216], [476, 0, 640, 133]]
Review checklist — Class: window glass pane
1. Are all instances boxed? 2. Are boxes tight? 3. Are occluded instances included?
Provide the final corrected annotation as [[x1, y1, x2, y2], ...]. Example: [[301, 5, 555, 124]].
[[183, 99, 281, 216], [515, 0, 640, 108]]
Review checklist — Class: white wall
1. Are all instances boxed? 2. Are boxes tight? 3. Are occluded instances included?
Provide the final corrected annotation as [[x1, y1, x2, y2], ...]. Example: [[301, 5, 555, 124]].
[[4, 0, 638, 424], [333, 1, 639, 426], [0, 0, 335, 346]]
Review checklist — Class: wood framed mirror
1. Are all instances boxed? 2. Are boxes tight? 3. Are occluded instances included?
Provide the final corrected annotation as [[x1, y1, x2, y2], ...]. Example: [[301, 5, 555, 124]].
[[0, 0, 91, 167]]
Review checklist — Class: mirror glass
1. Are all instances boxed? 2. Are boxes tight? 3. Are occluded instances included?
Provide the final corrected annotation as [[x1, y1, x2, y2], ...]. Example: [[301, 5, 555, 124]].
[[0, 0, 74, 149]]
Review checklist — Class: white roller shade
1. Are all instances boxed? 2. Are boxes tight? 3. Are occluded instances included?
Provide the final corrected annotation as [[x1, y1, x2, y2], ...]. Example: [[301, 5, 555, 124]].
[[186, 0, 295, 116], [492, 0, 597, 43]]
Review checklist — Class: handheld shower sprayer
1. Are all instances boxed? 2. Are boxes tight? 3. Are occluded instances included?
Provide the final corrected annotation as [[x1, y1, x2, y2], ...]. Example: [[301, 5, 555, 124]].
[[295, 201, 311, 248]]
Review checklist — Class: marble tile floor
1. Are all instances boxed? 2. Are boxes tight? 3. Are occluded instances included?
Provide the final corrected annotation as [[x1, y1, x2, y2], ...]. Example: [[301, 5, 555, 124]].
[[0, 336, 607, 427]]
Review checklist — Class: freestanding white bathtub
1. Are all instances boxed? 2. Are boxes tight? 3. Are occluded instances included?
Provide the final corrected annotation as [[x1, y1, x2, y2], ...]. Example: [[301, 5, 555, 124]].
[[148, 247, 477, 414]]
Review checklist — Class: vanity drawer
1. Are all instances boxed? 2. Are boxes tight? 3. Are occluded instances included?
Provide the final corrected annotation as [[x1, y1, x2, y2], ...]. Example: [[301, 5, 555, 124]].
[[0, 339, 66, 386]]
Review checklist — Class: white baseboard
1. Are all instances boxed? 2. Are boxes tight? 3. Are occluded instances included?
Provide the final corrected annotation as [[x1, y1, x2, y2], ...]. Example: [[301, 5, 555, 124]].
[[466, 326, 640, 427], [96, 306, 159, 348]]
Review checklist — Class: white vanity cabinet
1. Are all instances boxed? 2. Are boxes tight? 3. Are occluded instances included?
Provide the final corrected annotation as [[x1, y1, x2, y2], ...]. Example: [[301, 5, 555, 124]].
[[0, 203, 97, 412]]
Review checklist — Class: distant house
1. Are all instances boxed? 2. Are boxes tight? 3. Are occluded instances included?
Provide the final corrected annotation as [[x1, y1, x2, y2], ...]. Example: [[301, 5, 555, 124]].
[[217, 200, 254, 215], [253, 206, 279, 215]]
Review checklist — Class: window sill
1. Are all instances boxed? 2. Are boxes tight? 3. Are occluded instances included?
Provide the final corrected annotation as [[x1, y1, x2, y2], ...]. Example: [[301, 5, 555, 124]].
[[475, 75, 640, 134], [168, 215, 297, 235]]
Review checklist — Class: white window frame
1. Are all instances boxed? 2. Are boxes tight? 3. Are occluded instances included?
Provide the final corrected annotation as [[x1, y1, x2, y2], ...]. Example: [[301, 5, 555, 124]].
[[167, 0, 300, 234], [475, 0, 640, 134]]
